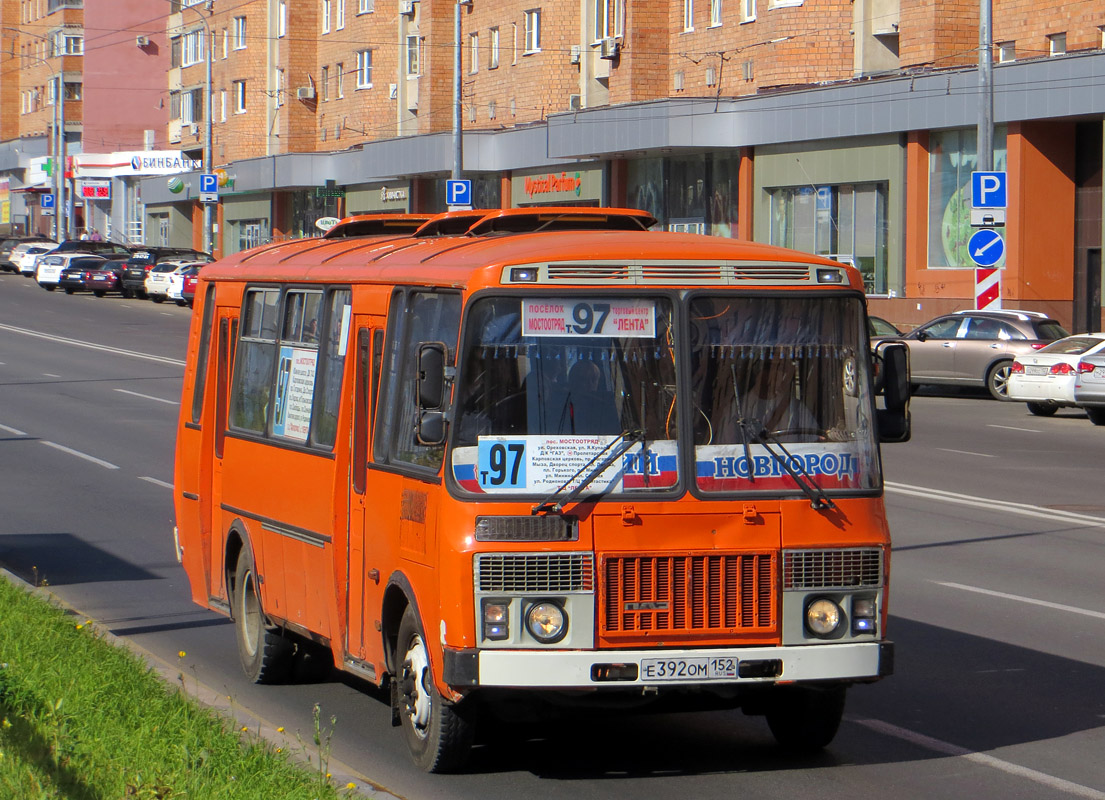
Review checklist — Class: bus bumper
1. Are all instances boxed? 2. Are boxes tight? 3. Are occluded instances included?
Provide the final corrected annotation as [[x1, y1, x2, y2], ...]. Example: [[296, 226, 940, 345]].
[[444, 640, 892, 688]]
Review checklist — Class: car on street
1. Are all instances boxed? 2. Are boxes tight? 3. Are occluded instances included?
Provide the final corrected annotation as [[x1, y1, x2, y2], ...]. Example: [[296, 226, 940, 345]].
[[14, 242, 58, 275], [73, 257, 129, 297], [1073, 353, 1105, 425], [120, 248, 211, 299], [896, 309, 1069, 400], [180, 269, 199, 307], [1007, 333, 1105, 415], [167, 264, 202, 306], [2, 237, 55, 273], [39, 254, 107, 291], [868, 315, 903, 338], [144, 260, 202, 303]]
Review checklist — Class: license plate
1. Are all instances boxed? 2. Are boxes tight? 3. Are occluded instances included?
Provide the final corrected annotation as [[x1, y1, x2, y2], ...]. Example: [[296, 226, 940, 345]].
[[1095, 368, 1105, 378], [1025, 365, 1048, 375], [639, 656, 738, 681]]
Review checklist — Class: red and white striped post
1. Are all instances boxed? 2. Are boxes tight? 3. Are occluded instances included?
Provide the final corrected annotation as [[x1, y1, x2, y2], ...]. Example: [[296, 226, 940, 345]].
[[975, 268, 1001, 310]]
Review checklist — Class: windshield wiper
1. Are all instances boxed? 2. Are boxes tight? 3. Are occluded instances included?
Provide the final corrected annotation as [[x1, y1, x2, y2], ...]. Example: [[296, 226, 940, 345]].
[[532, 429, 646, 515], [739, 420, 835, 511]]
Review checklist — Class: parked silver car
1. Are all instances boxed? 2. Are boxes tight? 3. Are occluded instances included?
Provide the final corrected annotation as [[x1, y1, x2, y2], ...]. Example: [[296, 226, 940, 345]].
[[1073, 353, 1105, 425], [897, 310, 1068, 400]]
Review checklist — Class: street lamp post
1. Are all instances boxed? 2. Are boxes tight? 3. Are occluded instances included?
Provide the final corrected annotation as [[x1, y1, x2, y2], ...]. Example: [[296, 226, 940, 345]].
[[172, 2, 214, 254]]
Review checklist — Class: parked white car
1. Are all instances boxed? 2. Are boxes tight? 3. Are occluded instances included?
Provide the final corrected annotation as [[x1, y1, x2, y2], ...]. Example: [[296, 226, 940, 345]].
[[144, 260, 195, 303], [15, 242, 57, 276], [36, 253, 106, 291], [166, 263, 202, 306], [1007, 333, 1105, 415]]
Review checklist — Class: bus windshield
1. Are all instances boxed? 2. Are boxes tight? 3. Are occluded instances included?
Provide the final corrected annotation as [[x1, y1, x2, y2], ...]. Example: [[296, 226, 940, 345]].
[[450, 293, 879, 497], [689, 294, 878, 493]]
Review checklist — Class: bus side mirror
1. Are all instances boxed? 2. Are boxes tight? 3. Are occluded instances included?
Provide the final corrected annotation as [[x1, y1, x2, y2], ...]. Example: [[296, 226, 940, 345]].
[[417, 410, 447, 445], [418, 342, 447, 410], [875, 341, 911, 443]]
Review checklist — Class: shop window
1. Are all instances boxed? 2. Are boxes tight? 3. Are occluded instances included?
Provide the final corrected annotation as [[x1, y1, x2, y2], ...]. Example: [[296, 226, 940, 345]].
[[927, 127, 1006, 269], [626, 154, 739, 238]]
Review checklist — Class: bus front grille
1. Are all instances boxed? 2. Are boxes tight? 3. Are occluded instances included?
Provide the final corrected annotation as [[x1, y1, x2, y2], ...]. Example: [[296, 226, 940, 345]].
[[601, 553, 777, 638], [782, 548, 883, 590], [475, 552, 594, 593]]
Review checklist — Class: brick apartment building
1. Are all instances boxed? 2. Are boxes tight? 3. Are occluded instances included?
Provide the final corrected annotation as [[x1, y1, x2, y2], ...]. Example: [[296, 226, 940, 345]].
[[1, 0, 1103, 330]]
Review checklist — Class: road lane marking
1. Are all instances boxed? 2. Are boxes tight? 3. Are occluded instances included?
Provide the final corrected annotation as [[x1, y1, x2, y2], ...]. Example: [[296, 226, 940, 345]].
[[936, 448, 996, 458], [0, 422, 28, 436], [0, 322, 185, 366], [987, 424, 1042, 433], [42, 373, 61, 378], [41, 440, 119, 470], [885, 482, 1105, 530], [115, 388, 179, 405], [933, 581, 1105, 621], [139, 476, 173, 489], [854, 718, 1105, 799]]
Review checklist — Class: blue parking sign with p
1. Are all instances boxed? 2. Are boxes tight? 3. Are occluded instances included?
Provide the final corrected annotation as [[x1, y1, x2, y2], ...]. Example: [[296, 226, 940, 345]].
[[200, 173, 219, 194], [446, 179, 472, 207], [971, 171, 1007, 209], [41, 194, 55, 209]]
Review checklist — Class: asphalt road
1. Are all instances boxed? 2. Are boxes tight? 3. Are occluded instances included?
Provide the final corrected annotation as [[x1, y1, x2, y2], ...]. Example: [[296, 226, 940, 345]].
[[1, 272, 1103, 799]]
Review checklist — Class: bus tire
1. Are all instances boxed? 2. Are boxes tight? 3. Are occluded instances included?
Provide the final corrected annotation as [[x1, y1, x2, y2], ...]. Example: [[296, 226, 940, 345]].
[[232, 549, 293, 684], [396, 606, 474, 773], [765, 685, 846, 753]]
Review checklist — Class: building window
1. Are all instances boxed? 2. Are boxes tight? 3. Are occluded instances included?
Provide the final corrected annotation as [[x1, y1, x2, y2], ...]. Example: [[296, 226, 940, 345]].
[[182, 29, 205, 66], [512, 22, 518, 64], [336, 62, 345, 97], [768, 0, 803, 7], [234, 80, 247, 113], [488, 99, 496, 119], [358, 0, 373, 12], [998, 41, 1015, 63], [740, 0, 754, 24], [406, 36, 420, 76], [683, 0, 693, 31], [221, 28, 228, 58], [233, 17, 246, 49], [927, 127, 1008, 269], [322, 0, 331, 33], [614, 0, 624, 36], [469, 33, 479, 73], [593, 0, 609, 41], [356, 50, 372, 88], [524, 9, 540, 53], [53, 32, 82, 56], [220, 89, 227, 121], [321, 65, 329, 100], [489, 27, 499, 68], [1049, 32, 1066, 56], [275, 68, 285, 107], [769, 183, 889, 294], [336, 0, 345, 29], [277, 0, 287, 38]]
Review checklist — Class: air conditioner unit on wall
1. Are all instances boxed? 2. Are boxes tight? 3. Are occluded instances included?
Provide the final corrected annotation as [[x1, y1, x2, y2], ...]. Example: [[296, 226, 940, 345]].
[[136, 35, 150, 47], [599, 37, 619, 59], [399, 0, 414, 14], [296, 86, 316, 100]]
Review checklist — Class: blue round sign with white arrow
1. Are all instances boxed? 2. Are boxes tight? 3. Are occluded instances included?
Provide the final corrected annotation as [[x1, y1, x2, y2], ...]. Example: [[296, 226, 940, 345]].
[[968, 228, 1005, 267]]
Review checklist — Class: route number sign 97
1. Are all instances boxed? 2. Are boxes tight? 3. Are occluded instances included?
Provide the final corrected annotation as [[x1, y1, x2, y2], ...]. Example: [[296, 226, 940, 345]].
[[522, 298, 656, 338]]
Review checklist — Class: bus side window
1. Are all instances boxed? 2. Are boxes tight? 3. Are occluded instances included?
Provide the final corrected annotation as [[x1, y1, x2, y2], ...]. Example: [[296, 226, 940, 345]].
[[190, 284, 217, 425], [375, 289, 461, 470], [230, 288, 280, 434], [311, 289, 351, 448], [353, 329, 372, 495]]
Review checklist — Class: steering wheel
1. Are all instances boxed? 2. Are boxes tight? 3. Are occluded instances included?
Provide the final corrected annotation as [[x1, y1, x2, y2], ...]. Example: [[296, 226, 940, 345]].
[[767, 427, 828, 442]]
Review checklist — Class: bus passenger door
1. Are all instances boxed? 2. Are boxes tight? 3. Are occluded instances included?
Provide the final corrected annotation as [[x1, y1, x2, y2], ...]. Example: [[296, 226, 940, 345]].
[[347, 322, 385, 666]]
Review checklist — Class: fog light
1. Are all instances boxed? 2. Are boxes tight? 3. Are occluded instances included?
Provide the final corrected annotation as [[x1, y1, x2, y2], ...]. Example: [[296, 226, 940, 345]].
[[509, 267, 539, 282], [482, 600, 510, 640], [805, 597, 842, 637], [525, 601, 568, 644], [816, 268, 844, 284], [852, 597, 876, 635]]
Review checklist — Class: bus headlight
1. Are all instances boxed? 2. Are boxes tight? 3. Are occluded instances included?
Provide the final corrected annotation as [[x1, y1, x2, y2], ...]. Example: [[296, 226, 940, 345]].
[[852, 596, 877, 634], [525, 601, 568, 644], [805, 597, 842, 638]]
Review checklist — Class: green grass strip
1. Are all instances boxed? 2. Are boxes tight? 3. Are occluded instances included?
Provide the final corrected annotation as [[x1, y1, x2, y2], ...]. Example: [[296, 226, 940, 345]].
[[0, 576, 356, 800]]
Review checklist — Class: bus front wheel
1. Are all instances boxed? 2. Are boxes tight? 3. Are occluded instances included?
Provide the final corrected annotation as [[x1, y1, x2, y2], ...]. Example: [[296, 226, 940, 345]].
[[232, 549, 293, 684], [765, 685, 846, 753], [396, 606, 474, 773]]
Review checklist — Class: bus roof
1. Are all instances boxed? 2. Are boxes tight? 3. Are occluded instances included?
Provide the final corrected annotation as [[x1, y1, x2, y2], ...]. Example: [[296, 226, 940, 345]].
[[203, 208, 862, 292]]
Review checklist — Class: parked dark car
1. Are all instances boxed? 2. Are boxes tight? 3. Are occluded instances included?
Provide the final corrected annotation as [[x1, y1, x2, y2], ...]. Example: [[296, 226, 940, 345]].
[[57, 256, 111, 294], [120, 247, 211, 299], [43, 239, 133, 260], [181, 269, 199, 307], [82, 257, 130, 296]]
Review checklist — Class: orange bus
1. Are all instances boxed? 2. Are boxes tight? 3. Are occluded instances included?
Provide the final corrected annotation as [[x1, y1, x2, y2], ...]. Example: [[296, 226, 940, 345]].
[[173, 208, 910, 772]]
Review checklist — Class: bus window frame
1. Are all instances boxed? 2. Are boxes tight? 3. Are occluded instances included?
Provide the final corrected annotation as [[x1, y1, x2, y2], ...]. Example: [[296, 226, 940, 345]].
[[372, 286, 462, 479], [188, 283, 217, 427]]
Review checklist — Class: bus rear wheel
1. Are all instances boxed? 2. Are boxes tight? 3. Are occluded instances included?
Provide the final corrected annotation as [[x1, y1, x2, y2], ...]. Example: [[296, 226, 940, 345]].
[[396, 606, 474, 773], [765, 685, 846, 753], [233, 548, 293, 684]]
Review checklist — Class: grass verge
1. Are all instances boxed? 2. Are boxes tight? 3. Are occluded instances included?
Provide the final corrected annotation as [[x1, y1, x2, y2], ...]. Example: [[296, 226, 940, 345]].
[[0, 575, 359, 799]]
